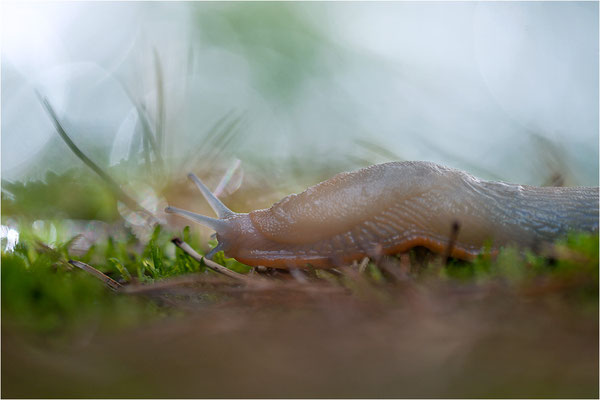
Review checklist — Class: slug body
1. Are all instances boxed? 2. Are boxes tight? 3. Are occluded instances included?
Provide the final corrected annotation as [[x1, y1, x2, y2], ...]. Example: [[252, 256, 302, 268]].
[[166, 162, 599, 268]]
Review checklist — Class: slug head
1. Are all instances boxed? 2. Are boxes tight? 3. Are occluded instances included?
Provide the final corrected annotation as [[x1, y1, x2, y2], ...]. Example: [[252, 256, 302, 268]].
[[165, 173, 251, 259]]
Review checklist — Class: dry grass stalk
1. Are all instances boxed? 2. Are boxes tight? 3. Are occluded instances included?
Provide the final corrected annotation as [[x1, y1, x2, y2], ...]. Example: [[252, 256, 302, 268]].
[[68, 260, 122, 290], [358, 257, 369, 273], [171, 237, 255, 283]]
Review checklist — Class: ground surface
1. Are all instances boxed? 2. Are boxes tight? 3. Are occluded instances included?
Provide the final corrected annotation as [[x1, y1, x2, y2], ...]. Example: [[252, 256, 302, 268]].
[[2, 243, 599, 398]]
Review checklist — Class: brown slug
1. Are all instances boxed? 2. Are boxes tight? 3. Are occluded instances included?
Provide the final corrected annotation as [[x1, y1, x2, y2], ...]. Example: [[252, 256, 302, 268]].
[[165, 161, 599, 268]]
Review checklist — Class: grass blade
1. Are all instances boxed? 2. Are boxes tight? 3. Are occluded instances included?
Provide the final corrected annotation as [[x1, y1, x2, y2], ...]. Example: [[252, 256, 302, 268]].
[[69, 260, 122, 291], [37, 93, 158, 223], [153, 48, 166, 156], [171, 237, 254, 283]]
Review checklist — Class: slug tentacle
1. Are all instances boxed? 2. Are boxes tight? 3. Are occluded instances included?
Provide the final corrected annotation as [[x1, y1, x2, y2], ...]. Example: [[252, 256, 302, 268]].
[[205, 242, 225, 260], [164, 206, 230, 233], [187, 173, 236, 219]]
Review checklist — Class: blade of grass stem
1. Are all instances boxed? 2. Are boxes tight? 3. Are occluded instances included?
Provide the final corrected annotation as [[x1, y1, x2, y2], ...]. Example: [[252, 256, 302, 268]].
[[205, 114, 244, 166], [69, 260, 122, 291], [153, 48, 165, 156], [171, 237, 253, 283], [112, 78, 164, 170], [355, 138, 404, 161], [37, 93, 158, 223], [183, 111, 244, 173], [138, 103, 164, 169]]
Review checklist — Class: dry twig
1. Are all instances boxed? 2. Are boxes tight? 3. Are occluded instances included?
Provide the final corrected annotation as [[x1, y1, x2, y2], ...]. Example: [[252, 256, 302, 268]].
[[69, 260, 122, 291], [171, 238, 254, 283], [358, 257, 370, 273], [443, 221, 461, 265]]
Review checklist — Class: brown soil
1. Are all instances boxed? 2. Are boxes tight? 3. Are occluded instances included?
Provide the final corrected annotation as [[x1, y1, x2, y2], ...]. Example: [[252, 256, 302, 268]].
[[2, 274, 598, 398]]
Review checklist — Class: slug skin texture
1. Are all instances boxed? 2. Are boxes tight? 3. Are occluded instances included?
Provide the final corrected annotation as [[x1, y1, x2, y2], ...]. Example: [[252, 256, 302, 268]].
[[170, 162, 599, 269]]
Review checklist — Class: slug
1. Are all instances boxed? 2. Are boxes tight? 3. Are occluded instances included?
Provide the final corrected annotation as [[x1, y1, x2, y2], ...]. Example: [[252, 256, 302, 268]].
[[165, 161, 599, 268]]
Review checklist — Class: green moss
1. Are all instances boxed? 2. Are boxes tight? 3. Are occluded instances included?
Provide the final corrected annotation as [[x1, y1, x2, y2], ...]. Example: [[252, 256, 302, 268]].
[[3, 216, 597, 335], [1, 251, 154, 334]]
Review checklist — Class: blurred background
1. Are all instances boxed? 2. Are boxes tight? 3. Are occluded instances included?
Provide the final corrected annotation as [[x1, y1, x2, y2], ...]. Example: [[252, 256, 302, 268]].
[[2, 1, 599, 241]]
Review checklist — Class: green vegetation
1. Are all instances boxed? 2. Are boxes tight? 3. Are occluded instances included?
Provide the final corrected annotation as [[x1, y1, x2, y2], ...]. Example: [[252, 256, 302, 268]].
[[1, 242, 156, 335], [3, 213, 597, 334], [442, 233, 598, 294], [2, 170, 119, 221]]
